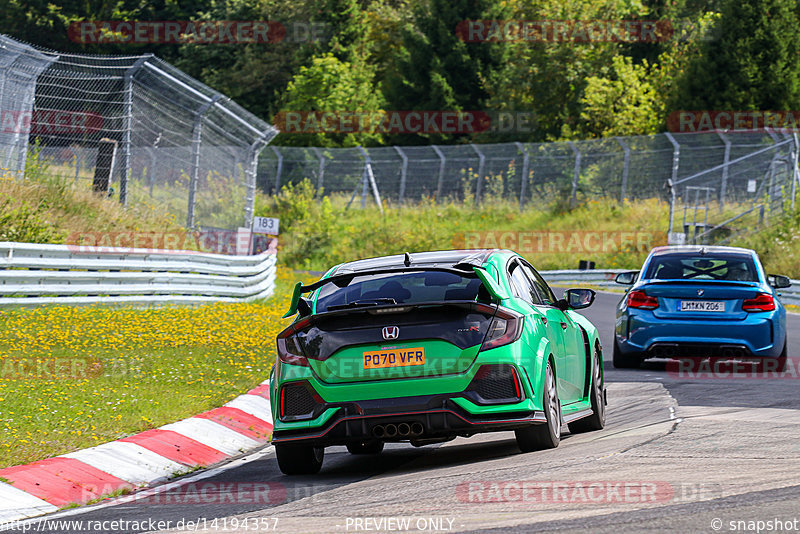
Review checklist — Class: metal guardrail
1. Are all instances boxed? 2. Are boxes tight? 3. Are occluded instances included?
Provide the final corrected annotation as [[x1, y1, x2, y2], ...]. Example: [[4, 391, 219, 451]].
[[541, 269, 800, 306], [0, 242, 276, 306]]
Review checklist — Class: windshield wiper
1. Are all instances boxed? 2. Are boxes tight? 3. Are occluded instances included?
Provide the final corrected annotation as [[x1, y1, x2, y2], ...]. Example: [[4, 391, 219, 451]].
[[327, 298, 398, 311]]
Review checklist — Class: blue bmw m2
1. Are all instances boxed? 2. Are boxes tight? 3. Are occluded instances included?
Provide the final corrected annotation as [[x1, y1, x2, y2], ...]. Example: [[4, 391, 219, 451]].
[[613, 246, 791, 370]]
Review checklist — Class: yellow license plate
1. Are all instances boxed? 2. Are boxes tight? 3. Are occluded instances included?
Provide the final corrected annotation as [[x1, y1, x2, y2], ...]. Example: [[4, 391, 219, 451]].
[[363, 347, 425, 369]]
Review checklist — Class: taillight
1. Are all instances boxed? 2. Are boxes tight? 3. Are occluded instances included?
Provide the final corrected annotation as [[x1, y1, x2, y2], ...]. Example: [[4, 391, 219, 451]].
[[276, 317, 313, 367], [480, 309, 523, 351], [277, 337, 309, 367], [627, 290, 659, 309], [742, 293, 775, 312]]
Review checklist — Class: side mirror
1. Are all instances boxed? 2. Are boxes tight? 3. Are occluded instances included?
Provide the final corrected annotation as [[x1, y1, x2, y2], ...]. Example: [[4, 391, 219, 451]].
[[769, 274, 792, 289], [615, 271, 638, 285], [564, 288, 596, 310]]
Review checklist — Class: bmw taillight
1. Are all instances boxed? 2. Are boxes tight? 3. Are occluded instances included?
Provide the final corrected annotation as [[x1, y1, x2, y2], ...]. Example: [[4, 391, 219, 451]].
[[627, 290, 659, 310], [276, 317, 313, 367], [742, 293, 775, 312], [480, 308, 524, 351]]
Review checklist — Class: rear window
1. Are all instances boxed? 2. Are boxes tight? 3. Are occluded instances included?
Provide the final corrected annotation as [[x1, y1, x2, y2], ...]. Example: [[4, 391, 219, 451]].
[[644, 254, 758, 281], [315, 271, 483, 313]]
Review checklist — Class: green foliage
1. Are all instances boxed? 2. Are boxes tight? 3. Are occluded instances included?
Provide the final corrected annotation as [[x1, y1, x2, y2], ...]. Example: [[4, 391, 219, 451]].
[[0, 198, 63, 243], [673, 0, 800, 111], [383, 0, 510, 144], [574, 55, 660, 138], [274, 53, 386, 147]]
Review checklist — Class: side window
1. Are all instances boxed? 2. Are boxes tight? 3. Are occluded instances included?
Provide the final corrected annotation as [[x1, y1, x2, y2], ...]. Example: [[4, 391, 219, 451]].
[[508, 261, 533, 304], [521, 262, 557, 306]]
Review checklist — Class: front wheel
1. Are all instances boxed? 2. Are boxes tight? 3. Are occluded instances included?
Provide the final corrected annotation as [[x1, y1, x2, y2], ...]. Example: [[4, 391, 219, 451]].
[[568, 343, 606, 433], [275, 444, 324, 475], [516, 359, 560, 452]]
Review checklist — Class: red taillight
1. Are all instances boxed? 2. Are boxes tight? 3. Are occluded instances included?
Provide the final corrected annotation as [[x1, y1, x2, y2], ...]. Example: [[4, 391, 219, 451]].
[[742, 293, 775, 312], [480, 309, 524, 351], [276, 318, 313, 367], [627, 290, 659, 309], [511, 367, 522, 399], [280, 386, 285, 417]]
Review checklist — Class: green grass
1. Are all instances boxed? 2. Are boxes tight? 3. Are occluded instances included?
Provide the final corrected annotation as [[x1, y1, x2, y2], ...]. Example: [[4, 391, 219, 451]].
[[0, 270, 313, 469]]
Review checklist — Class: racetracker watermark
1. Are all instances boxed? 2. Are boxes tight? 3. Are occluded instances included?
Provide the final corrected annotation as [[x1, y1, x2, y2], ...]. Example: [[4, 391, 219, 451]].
[[457, 231, 665, 255], [272, 110, 537, 135], [456, 20, 672, 43], [1, 110, 103, 135], [68, 21, 329, 44], [667, 110, 800, 133], [666, 358, 800, 379], [64, 230, 276, 256], [129, 482, 286, 505], [457, 481, 675, 504]]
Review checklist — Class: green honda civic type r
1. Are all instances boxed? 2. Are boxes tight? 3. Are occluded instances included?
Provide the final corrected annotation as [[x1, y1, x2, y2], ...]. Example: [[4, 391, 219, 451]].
[[270, 249, 606, 475]]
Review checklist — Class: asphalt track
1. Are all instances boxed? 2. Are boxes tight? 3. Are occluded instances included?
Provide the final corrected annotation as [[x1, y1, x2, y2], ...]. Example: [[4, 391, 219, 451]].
[[12, 292, 800, 534]]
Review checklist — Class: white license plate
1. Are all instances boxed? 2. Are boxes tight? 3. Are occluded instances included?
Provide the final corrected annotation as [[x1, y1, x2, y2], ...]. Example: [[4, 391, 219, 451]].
[[679, 300, 724, 312]]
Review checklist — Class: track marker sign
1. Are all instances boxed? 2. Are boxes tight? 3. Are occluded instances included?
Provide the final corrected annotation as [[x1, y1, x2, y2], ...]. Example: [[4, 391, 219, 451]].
[[253, 217, 279, 235]]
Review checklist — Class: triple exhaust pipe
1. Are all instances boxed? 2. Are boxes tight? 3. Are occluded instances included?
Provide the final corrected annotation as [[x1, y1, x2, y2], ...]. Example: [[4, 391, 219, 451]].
[[372, 422, 424, 438]]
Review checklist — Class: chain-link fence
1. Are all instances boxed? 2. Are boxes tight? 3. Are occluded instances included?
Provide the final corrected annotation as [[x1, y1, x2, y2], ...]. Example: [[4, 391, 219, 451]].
[[260, 131, 799, 244], [0, 34, 277, 232]]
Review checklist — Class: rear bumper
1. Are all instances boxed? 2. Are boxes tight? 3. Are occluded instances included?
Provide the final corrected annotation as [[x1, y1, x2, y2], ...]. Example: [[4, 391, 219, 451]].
[[271, 393, 545, 447], [616, 309, 785, 358]]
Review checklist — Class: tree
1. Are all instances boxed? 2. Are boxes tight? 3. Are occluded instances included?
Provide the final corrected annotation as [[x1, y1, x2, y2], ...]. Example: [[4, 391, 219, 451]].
[[273, 53, 386, 147], [574, 55, 660, 138], [672, 0, 800, 111], [383, 0, 509, 144]]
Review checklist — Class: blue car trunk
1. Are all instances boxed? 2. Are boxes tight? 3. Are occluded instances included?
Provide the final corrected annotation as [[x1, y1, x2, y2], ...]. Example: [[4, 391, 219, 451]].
[[643, 280, 760, 321]]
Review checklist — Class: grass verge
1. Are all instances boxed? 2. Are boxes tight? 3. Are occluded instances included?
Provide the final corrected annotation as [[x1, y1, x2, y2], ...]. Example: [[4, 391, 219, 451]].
[[0, 268, 312, 469]]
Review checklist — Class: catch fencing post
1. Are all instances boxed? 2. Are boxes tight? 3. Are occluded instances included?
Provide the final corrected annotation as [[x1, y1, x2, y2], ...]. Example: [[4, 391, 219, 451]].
[[186, 95, 222, 229], [312, 147, 326, 194], [119, 55, 150, 206], [665, 132, 681, 238], [568, 141, 581, 207], [357, 146, 383, 213], [432, 145, 446, 201], [271, 147, 283, 195], [394, 146, 408, 204], [615, 137, 630, 203], [515, 142, 530, 211], [471, 144, 486, 206], [244, 134, 270, 230], [793, 133, 800, 211], [716, 131, 731, 210]]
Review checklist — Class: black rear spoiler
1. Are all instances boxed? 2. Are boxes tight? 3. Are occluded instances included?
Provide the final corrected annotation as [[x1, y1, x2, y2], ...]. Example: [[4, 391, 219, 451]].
[[283, 265, 509, 318]]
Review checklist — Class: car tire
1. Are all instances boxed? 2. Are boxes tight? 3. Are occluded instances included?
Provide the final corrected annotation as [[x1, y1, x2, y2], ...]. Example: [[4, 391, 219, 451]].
[[516, 360, 560, 452], [346, 440, 384, 455], [762, 340, 788, 373], [568, 343, 605, 433], [612, 338, 641, 369], [275, 444, 324, 475]]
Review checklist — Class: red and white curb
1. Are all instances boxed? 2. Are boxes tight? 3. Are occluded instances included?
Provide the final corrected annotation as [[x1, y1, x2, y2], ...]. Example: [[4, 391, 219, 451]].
[[0, 380, 272, 523]]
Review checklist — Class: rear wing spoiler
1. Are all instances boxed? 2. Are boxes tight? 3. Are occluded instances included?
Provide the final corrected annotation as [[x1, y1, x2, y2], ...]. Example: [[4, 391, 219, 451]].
[[283, 266, 509, 318]]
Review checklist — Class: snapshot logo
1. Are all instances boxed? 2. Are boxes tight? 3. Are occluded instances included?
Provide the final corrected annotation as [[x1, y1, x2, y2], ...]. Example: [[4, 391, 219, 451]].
[[457, 481, 675, 504], [456, 20, 672, 43], [272, 111, 537, 135], [457, 231, 665, 255], [666, 358, 800, 379], [68, 21, 329, 44], [668, 110, 800, 133], [1, 110, 103, 135]]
